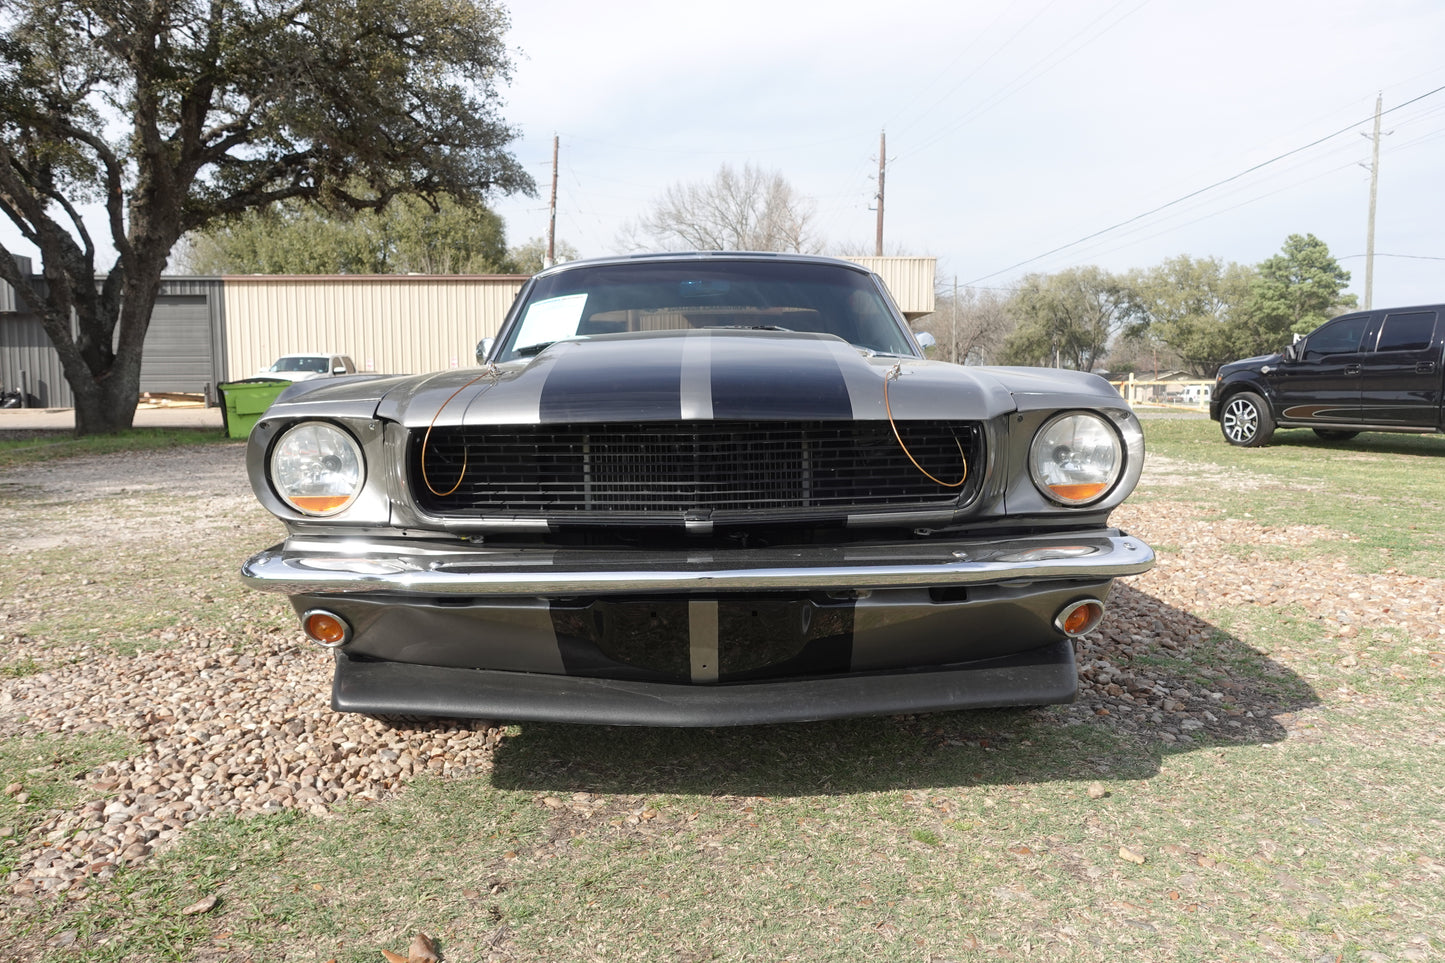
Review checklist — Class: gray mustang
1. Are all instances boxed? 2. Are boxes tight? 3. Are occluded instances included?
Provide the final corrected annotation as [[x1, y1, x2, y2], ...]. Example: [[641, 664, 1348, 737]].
[[242, 253, 1153, 725]]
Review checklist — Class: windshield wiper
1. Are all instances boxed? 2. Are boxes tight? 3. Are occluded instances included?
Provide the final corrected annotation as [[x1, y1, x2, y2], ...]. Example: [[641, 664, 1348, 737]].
[[703, 324, 793, 332]]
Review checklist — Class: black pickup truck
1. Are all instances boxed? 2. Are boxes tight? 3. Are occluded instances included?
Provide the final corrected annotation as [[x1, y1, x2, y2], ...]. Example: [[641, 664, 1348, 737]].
[[1211, 304, 1444, 446]]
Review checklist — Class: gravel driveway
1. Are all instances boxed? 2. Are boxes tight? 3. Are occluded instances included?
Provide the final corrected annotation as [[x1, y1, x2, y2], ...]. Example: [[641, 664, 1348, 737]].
[[1, 441, 1440, 899]]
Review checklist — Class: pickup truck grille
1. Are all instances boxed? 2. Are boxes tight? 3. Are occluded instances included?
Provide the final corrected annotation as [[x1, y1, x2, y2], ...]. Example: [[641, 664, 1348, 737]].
[[408, 420, 983, 522]]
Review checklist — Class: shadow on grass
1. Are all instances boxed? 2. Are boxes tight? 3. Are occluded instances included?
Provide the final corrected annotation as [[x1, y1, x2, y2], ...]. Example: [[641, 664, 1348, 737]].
[[1263, 430, 1445, 456], [488, 584, 1319, 797]]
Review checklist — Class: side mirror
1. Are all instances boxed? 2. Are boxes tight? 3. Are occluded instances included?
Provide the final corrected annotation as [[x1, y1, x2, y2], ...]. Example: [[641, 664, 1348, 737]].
[[331, 365, 347, 375], [1282, 343, 1298, 362], [476, 337, 495, 364]]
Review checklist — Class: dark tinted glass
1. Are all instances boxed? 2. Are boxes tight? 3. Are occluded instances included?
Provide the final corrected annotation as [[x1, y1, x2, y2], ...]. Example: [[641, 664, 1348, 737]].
[[1375, 311, 1437, 352], [1304, 316, 1369, 358], [497, 259, 914, 359]]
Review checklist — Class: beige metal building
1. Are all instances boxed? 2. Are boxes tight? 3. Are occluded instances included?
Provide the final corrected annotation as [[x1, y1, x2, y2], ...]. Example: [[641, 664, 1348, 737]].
[[3, 257, 939, 402], [845, 257, 936, 320], [222, 274, 527, 381]]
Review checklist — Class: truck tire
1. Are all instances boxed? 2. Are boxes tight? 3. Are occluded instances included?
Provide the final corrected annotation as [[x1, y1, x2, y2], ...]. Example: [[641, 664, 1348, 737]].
[[1220, 391, 1275, 447]]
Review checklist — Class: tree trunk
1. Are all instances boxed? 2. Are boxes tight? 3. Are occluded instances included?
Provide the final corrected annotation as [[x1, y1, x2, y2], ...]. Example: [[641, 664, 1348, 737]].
[[60, 265, 160, 437], [71, 370, 141, 435]]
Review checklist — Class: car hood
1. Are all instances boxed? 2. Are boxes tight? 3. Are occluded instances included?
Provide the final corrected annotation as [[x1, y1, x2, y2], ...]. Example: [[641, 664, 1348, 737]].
[[273, 331, 1128, 427], [259, 370, 322, 382], [1218, 352, 1281, 375]]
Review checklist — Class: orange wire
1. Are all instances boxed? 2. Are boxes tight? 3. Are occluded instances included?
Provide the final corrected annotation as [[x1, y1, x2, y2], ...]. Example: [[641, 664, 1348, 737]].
[[421, 367, 498, 497], [883, 365, 968, 488]]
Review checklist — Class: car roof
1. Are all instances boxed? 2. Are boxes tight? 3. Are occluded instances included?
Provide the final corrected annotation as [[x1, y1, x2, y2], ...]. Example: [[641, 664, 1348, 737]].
[[531, 251, 876, 282]]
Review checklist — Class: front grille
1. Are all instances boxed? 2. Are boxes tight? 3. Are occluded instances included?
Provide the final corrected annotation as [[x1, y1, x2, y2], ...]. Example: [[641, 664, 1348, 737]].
[[409, 420, 983, 522]]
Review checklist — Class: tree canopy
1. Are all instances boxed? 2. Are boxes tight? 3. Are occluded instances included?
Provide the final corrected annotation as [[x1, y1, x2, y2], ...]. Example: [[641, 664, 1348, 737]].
[[623, 163, 822, 253], [182, 195, 517, 276], [508, 236, 582, 275], [1000, 266, 1129, 371], [0, 0, 533, 433], [915, 285, 1013, 365], [1245, 233, 1357, 347], [1123, 255, 1255, 375]]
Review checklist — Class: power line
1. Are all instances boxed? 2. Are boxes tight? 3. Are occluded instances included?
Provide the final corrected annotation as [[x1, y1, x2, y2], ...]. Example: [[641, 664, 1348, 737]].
[[965, 83, 1445, 286], [1338, 252, 1445, 262], [896, 0, 1153, 164]]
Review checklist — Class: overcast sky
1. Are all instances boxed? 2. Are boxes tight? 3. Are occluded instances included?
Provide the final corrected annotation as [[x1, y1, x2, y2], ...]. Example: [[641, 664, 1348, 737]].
[[488, 0, 1445, 307]]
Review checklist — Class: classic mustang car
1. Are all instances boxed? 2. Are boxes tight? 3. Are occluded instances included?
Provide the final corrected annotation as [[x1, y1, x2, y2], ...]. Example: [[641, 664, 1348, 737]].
[[241, 253, 1154, 725]]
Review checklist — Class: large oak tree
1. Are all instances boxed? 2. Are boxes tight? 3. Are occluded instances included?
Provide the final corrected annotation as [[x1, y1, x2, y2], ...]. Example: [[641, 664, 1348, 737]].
[[1000, 266, 1129, 372], [0, 0, 533, 434], [1122, 255, 1256, 376]]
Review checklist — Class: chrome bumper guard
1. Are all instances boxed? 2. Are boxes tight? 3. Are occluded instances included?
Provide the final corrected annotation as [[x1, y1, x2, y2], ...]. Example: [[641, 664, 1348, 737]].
[[243, 531, 1154, 597]]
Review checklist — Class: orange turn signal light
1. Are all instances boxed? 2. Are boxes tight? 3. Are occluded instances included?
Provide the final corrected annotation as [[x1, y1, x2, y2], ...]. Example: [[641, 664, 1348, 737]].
[[290, 495, 354, 514], [301, 609, 350, 648], [1048, 483, 1108, 503], [1056, 599, 1105, 638]]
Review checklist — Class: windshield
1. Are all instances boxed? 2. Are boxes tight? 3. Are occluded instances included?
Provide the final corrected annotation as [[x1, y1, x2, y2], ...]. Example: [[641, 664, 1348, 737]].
[[494, 260, 916, 360], [270, 356, 329, 373]]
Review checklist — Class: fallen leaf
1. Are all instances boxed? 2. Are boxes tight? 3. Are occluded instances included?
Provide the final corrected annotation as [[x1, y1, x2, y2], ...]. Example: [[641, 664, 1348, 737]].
[[180, 894, 219, 916], [1087, 782, 1108, 799], [380, 951, 408, 963], [461, 888, 481, 899], [1119, 847, 1146, 865], [409, 932, 440, 962]]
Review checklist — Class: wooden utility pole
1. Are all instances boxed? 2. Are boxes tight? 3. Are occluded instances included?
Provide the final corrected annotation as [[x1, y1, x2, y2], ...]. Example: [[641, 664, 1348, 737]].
[[1363, 93, 1382, 309], [874, 130, 886, 257], [546, 134, 559, 268], [951, 276, 958, 363]]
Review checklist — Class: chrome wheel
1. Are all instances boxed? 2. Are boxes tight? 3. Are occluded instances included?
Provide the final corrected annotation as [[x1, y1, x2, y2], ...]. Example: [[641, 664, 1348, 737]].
[[1220, 392, 1274, 447]]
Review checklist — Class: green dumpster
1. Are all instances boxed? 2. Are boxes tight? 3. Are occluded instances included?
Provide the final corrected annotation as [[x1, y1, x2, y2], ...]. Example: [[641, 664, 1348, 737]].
[[217, 378, 290, 440]]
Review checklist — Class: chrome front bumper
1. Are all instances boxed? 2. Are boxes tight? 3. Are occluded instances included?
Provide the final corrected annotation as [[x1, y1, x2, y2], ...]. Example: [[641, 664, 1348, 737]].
[[242, 531, 1154, 597]]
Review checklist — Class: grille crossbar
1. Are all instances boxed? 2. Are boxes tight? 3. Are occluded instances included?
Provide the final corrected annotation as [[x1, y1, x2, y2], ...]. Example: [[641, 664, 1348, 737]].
[[410, 420, 982, 520]]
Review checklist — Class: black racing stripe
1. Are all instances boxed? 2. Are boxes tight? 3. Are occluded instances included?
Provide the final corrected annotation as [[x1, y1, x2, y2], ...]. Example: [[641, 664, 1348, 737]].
[[538, 342, 683, 421], [548, 596, 856, 683], [708, 337, 854, 419], [716, 596, 855, 682]]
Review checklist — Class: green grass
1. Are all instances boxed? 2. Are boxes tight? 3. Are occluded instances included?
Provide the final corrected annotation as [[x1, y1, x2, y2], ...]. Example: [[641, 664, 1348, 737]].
[[1136, 419, 1445, 575], [0, 428, 231, 471]]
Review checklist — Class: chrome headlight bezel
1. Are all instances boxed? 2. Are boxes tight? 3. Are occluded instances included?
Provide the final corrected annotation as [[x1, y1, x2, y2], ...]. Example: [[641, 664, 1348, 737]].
[[1028, 411, 1125, 507], [268, 420, 367, 517]]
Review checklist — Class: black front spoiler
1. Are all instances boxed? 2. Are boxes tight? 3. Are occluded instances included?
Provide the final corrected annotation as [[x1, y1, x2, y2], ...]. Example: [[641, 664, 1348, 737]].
[[331, 640, 1078, 727]]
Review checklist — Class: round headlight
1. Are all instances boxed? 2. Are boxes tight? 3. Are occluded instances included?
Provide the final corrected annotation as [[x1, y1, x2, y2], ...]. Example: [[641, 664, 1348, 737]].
[[270, 421, 365, 516], [1029, 412, 1123, 506]]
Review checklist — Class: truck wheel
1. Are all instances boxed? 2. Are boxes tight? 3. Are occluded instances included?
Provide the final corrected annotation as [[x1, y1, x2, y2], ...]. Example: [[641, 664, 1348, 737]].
[[1312, 429, 1359, 442], [1220, 392, 1274, 447]]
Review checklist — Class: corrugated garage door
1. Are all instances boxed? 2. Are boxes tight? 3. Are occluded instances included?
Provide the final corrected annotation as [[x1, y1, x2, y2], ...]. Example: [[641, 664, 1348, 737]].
[[0, 313, 72, 407], [139, 294, 214, 394]]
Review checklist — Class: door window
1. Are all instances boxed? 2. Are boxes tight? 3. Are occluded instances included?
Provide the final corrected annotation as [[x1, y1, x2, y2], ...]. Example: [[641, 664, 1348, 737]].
[[1373, 311, 1437, 352], [1302, 315, 1369, 360]]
